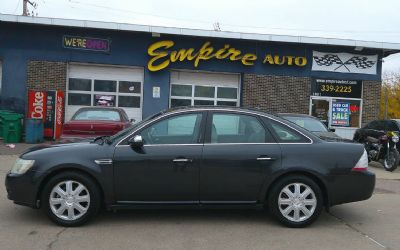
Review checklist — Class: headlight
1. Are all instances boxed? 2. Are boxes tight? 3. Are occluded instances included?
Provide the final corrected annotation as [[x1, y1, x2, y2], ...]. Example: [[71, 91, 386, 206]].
[[10, 158, 35, 174], [392, 135, 399, 143]]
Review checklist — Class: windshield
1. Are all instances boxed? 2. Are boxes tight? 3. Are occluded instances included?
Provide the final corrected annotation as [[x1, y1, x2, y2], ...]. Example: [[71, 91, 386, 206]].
[[281, 116, 328, 132], [73, 110, 121, 121], [109, 111, 163, 142]]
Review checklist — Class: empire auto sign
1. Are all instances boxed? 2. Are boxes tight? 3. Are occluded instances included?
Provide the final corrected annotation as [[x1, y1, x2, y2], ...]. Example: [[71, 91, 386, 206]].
[[147, 40, 307, 71]]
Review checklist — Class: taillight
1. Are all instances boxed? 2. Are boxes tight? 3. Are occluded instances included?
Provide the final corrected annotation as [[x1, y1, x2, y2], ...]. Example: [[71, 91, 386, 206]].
[[352, 149, 369, 172]]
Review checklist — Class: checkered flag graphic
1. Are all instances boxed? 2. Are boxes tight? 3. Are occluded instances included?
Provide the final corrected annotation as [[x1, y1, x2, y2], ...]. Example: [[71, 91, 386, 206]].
[[344, 56, 376, 69], [313, 54, 343, 66]]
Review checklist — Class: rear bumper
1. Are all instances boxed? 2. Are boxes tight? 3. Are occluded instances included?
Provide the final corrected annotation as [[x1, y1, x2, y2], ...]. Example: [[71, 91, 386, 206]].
[[328, 170, 375, 206]]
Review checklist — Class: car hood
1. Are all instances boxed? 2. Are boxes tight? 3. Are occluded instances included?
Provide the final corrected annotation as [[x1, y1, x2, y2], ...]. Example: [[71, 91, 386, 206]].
[[313, 132, 354, 143], [21, 141, 92, 155]]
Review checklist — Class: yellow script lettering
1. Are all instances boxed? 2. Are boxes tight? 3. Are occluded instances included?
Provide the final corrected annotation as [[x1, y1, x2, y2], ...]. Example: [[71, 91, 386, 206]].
[[147, 40, 174, 72]]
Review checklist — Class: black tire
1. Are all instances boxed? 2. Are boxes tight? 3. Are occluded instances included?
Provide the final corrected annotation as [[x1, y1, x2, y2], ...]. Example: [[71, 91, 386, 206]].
[[41, 171, 101, 227], [383, 149, 399, 172], [268, 175, 323, 228]]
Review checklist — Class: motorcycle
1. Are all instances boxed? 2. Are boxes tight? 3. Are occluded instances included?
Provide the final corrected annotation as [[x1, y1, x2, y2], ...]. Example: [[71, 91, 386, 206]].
[[363, 131, 400, 172]]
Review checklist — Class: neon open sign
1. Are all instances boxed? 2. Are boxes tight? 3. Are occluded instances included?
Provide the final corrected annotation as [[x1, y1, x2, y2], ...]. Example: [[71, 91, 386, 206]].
[[63, 35, 110, 52]]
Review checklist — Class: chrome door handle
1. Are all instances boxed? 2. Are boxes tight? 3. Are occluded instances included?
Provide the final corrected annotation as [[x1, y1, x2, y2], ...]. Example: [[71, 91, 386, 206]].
[[257, 157, 274, 161], [173, 158, 192, 163]]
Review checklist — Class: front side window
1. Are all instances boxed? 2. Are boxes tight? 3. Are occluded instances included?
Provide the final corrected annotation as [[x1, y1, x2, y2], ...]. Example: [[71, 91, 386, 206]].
[[140, 113, 203, 145], [211, 113, 268, 143]]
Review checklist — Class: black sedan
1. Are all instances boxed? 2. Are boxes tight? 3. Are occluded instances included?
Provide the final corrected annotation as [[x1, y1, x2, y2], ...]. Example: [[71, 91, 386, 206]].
[[5, 107, 375, 228]]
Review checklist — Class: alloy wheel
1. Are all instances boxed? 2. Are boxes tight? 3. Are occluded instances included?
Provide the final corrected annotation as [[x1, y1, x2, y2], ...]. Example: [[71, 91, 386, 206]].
[[49, 180, 91, 221], [278, 183, 317, 222]]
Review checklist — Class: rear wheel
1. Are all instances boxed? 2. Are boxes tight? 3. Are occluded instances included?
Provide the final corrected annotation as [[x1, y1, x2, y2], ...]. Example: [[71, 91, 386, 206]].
[[268, 175, 323, 228], [41, 171, 101, 227]]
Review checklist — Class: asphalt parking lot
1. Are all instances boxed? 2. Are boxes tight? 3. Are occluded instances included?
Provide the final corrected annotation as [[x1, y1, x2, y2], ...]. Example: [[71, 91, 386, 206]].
[[1, 144, 400, 250]]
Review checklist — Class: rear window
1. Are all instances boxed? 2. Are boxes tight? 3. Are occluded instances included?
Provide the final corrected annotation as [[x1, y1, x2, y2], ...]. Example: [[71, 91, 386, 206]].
[[73, 110, 121, 121]]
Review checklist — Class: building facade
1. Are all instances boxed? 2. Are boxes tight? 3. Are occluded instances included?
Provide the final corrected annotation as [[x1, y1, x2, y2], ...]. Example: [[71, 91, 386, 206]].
[[0, 15, 398, 138]]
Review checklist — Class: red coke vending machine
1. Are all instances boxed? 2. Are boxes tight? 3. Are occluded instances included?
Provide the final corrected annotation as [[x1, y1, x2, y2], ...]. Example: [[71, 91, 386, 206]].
[[28, 90, 64, 140]]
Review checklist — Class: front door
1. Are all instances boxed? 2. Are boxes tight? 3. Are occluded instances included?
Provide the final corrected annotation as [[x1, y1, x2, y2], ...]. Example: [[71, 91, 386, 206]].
[[113, 112, 205, 203], [200, 111, 282, 203]]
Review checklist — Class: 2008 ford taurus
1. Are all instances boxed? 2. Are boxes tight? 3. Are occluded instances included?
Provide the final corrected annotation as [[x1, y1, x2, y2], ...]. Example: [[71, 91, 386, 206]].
[[5, 107, 375, 227]]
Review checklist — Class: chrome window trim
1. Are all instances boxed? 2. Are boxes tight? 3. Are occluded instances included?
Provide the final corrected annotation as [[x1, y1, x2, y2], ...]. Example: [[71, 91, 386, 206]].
[[115, 108, 314, 147], [117, 143, 203, 147]]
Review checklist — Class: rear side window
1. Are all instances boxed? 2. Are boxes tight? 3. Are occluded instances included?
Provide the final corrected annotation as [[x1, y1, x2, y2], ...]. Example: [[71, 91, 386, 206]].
[[267, 119, 311, 143], [210, 113, 273, 143]]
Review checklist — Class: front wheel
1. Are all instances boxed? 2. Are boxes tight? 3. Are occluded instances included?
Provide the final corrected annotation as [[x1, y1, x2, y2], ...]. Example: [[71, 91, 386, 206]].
[[41, 171, 101, 227], [268, 175, 323, 228], [383, 148, 399, 172]]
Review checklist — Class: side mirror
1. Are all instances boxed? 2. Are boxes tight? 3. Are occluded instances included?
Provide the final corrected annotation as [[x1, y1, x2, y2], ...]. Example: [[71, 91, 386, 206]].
[[130, 118, 135, 123], [329, 128, 336, 132], [129, 135, 144, 148]]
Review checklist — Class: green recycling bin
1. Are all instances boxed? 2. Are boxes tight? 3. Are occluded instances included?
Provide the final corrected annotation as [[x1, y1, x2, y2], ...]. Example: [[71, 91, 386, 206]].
[[1, 113, 23, 143], [0, 110, 15, 137]]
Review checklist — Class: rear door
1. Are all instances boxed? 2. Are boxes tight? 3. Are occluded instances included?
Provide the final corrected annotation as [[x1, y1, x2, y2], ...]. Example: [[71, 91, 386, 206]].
[[200, 111, 281, 203]]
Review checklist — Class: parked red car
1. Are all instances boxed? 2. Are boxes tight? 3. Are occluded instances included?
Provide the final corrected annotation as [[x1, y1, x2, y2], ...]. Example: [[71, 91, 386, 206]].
[[61, 107, 133, 141]]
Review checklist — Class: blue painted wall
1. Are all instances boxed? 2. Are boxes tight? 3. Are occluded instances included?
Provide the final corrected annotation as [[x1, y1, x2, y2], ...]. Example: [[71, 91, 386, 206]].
[[0, 22, 383, 117]]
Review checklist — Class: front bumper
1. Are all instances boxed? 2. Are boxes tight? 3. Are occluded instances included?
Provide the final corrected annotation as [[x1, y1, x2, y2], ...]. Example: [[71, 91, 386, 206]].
[[328, 170, 375, 206], [5, 171, 40, 208]]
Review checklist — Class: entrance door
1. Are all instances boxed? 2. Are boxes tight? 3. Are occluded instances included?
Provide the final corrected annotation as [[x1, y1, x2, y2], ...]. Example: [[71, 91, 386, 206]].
[[311, 98, 330, 128]]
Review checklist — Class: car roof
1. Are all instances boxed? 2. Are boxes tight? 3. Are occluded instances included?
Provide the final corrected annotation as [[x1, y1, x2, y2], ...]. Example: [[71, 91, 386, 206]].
[[161, 106, 275, 117]]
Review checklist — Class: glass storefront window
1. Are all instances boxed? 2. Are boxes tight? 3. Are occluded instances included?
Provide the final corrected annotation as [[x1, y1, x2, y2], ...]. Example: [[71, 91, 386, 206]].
[[310, 97, 361, 128], [217, 87, 237, 99], [119, 81, 141, 94], [170, 84, 238, 108], [118, 96, 141, 108], [217, 101, 237, 106], [94, 80, 117, 92], [171, 99, 191, 108], [194, 86, 215, 98], [171, 84, 192, 97], [69, 78, 91, 91], [68, 93, 91, 106], [331, 99, 361, 128], [194, 100, 214, 106]]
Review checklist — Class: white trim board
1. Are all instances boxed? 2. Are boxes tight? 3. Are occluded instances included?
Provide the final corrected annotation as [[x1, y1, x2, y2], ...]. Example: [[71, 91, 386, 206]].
[[1, 14, 400, 51]]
